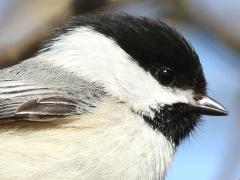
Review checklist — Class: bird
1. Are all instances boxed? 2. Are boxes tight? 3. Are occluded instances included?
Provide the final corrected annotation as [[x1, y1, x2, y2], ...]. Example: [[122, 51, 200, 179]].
[[0, 14, 228, 179]]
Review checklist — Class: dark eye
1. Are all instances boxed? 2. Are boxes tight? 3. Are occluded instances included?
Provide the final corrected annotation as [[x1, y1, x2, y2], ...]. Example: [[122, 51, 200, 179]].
[[156, 67, 175, 85]]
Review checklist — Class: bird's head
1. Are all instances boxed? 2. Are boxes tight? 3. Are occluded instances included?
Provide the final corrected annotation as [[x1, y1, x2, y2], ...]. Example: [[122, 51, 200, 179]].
[[40, 14, 228, 145]]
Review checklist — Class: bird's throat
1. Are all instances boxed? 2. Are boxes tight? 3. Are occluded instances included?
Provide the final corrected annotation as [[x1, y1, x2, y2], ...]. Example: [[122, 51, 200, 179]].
[[140, 103, 201, 146]]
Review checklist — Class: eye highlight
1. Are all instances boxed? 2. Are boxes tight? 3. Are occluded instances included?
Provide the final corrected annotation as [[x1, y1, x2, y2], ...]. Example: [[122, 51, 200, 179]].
[[156, 67, 175, 85]]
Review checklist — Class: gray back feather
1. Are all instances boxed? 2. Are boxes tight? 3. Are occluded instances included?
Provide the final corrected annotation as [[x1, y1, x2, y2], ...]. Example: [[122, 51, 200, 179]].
[[0, 57, 106, 121]]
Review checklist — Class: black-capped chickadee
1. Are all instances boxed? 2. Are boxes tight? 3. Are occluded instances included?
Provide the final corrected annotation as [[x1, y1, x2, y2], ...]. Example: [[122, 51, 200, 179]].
[[0, 15, 228, 179]]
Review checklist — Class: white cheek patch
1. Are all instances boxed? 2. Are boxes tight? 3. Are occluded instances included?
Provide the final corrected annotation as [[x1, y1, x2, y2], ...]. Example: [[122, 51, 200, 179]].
[[38, 27, 121, 96], [112, 59, 194, 116], [38, 27, 194, 118]]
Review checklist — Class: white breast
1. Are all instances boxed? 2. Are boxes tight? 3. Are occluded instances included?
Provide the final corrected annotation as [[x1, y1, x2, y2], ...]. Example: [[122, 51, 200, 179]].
[[0, 99, 174, 180]]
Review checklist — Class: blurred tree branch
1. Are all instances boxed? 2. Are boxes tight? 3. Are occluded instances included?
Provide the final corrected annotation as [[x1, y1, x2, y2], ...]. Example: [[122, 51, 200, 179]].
[[170, 0, 240, 52], [0, 0, 130, 68]]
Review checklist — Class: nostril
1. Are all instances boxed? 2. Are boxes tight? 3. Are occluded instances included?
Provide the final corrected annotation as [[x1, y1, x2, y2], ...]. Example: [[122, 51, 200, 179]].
[[193, 94, 204, 101]]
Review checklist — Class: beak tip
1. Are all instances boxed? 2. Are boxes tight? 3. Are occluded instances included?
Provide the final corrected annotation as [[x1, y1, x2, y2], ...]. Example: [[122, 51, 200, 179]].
[[220, 109, 229, 116], [213, 108, 229, 116]]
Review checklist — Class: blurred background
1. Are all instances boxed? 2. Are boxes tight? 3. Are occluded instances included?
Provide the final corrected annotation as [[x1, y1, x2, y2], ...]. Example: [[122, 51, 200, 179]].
[[0, 0, 239, 179]]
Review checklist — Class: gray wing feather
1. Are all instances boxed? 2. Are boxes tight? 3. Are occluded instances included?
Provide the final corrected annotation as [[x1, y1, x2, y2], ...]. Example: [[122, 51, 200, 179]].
[[0, 57, 106, 121], [0, 80, 79, 119]]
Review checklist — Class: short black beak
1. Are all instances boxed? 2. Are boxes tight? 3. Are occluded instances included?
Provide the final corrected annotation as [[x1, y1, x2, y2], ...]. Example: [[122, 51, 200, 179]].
[[190, 95, 228, 116]]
